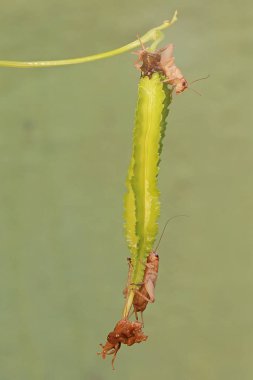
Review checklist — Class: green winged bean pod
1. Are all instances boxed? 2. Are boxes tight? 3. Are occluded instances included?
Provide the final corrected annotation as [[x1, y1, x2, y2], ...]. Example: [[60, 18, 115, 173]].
[[123, 73, 172, 318]]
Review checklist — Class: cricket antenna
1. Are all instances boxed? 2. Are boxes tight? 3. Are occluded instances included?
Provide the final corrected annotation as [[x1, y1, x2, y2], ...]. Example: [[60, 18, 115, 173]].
[[188, 87, 202, 96], [154, 214, 189, 252], [189, 75, 210, 85]]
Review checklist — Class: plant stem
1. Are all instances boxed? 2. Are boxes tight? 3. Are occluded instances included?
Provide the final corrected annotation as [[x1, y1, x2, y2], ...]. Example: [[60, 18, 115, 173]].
[[0, 11, 177, 68]]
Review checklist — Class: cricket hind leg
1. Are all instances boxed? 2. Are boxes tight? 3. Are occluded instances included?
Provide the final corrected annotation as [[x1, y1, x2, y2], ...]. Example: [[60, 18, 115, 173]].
[[140, 311, 144, 326], [111, 343, 121, 370], [134, 289, 151, 303], [133, 307, 145, 326], [131, 303, 145, 325]]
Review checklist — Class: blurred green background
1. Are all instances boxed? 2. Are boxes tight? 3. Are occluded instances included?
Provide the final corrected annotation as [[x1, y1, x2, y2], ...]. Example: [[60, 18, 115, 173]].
[[0, 0, 252, 379]]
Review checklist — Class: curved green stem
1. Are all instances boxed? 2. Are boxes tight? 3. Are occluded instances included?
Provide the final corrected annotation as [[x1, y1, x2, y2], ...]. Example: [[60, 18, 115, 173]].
[[150, 30, 165, 52], [0, 11, 177, 68]]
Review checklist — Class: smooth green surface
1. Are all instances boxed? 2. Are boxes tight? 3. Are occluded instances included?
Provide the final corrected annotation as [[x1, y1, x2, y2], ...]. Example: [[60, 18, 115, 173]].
[[0, 1, 252, 379]]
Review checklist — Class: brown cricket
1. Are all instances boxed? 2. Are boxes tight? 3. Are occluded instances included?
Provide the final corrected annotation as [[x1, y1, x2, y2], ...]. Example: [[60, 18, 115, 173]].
[[134, 41, 188, 93], [128, 216, 188, 323], [98, 319, 147, 369], [132, 251, 159, 324]]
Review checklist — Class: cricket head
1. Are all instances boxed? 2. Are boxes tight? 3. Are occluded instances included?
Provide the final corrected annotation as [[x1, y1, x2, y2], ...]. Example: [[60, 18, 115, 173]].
[[148, 251, 159, 262], [174, 78, 188, 94]]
